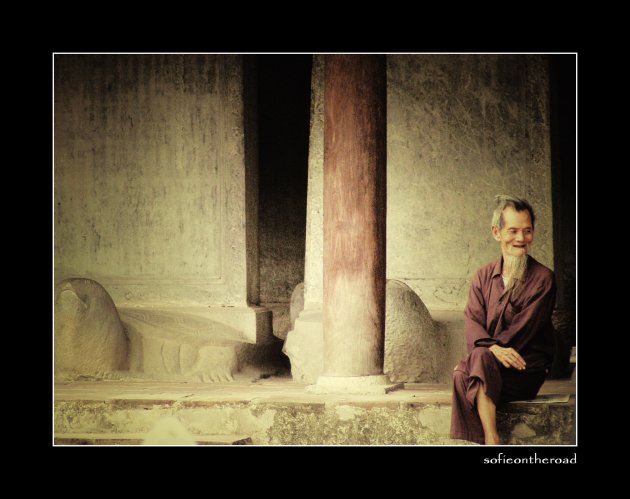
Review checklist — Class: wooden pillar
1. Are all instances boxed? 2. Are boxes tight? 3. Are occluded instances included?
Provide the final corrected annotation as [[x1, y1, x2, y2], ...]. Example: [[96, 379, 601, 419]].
[[322, 55, 387, 376]]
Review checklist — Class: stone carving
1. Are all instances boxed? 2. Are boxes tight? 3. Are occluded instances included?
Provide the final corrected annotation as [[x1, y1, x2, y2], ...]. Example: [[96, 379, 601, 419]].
[[54, 278, 128, 376], [384, 280, 440, 382], [120, 307, 286, 382], [54, 277, 282, 383], [121, 308, 240, 382], [284, 280, 442, 384], [290, 282, 305, 329], [264, 303, 291, 341], [283, 309, 323, 384], [263, 283, 305, 342]]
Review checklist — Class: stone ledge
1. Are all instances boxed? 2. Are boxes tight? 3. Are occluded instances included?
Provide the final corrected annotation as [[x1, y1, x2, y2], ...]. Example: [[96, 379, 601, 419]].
[[497, 398, 576, 445], [54, 433, 252, 445], [54, 379, 575, 445], [307, 375, 404, 395]]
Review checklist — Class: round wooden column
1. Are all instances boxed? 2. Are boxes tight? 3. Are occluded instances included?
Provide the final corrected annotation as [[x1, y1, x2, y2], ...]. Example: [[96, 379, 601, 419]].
[[322, 55, 387, 376]]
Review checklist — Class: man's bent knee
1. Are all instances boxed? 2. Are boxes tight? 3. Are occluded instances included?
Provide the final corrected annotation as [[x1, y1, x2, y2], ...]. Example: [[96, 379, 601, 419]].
[[452, 365, 469, 387], [470, 346, 495, 362]]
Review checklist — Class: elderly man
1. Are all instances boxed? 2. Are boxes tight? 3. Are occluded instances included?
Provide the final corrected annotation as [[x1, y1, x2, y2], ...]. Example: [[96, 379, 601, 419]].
[[450, 195, 556, 445]]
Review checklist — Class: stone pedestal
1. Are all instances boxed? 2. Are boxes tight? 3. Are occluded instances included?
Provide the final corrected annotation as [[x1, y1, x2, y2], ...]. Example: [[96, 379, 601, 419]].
[[285, 281, 461, 385], [119, 305, 276, 382]]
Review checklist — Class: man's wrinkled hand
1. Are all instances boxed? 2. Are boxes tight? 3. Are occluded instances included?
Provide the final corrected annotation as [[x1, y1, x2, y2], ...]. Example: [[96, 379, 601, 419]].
[[488, 344, 526, 370]]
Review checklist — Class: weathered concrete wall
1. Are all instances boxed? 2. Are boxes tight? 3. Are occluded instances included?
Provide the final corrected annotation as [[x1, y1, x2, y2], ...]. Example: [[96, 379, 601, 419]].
[[303, 55, 553, 311], [303, 56, 325, 308], [387, 55, 553, 309], [54, 55, 255, 307]]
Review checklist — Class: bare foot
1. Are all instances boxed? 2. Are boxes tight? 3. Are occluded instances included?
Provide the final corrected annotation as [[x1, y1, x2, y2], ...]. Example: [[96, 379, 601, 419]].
[[485, 433, 501, 445]]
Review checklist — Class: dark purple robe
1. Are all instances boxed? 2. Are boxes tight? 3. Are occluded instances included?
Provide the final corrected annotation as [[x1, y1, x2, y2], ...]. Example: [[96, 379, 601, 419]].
[[450, 255, 556, 444]]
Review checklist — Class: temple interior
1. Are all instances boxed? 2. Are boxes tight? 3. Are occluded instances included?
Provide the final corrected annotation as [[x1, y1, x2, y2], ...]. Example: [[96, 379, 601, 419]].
[[53, 53, 576, 446]]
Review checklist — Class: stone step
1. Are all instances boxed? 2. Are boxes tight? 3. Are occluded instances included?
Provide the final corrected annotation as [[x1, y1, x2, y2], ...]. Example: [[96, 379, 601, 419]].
[[54, 433, 252, 445], [54, 379, 575, 445]]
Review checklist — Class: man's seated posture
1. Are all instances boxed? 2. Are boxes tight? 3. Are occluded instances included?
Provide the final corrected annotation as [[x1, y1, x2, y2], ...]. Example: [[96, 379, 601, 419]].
[[450, 195, 556, 445]]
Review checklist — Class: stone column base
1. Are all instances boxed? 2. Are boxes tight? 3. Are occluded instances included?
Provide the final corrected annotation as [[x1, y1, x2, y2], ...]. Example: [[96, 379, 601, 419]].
[[306, 374, 403, 394]]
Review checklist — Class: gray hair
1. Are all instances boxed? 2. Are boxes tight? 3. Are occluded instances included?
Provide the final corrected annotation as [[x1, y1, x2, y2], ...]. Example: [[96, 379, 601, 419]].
[[491, 195, 536, 229]]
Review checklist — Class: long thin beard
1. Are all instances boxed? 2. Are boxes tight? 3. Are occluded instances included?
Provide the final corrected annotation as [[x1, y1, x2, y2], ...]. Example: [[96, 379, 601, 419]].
[[503, 254, 528, 294]]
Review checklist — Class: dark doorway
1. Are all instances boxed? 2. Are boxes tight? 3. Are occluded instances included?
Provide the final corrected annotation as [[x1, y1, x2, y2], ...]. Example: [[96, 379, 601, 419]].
[[256, 55, 312, 336], [549, 54, 576, 378]]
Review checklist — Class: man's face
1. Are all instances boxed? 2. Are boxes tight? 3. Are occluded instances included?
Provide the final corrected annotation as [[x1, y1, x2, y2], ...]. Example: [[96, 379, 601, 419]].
[[492, 206, 534, 258]]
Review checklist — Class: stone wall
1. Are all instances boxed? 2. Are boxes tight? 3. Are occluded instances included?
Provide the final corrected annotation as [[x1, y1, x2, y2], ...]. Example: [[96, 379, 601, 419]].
[[304, 54, 554, 311], [54, 55, 256, 307], [303, 56, 325, 308]]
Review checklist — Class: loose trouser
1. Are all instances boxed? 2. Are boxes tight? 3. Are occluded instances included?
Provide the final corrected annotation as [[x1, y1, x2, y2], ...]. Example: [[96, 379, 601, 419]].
[[450, 347, 546, 444]]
